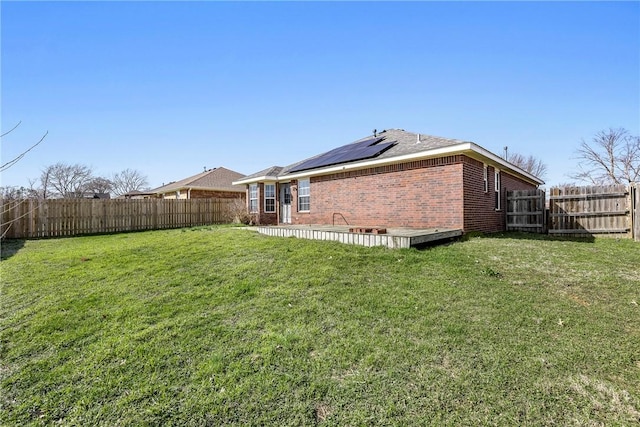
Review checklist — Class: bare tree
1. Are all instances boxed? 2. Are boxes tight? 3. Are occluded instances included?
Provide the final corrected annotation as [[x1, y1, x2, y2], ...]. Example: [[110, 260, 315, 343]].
[[507, 152, 548, 180], [86, 177, 114, 195], [45, 162, 95, 198], [111, 168, 149, 197], [21, 166, 147, 199], [27, 168, 54, 199], [0, 186, 30, 200], [571, 128, 640, 185]]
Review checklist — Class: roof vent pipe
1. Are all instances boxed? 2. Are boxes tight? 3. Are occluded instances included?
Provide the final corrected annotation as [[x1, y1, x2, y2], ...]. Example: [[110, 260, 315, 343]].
[[373, 129, 377, 137], [416, 133, 421, 143]]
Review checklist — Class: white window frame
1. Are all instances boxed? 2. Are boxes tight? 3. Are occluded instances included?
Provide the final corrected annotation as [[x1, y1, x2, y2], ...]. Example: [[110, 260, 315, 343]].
[[264, 183, 276, 213], [298, 179, 310, 212], [483, 164, 488, 193], [494, 169, 501, 211], [249, 183, 258, 213]]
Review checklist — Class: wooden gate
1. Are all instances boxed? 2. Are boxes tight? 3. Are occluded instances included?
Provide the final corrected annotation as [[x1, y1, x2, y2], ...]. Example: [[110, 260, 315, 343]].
[[506, 189, 547, 233], [549, 185, 631, 238], [632, 182, 639, 242]]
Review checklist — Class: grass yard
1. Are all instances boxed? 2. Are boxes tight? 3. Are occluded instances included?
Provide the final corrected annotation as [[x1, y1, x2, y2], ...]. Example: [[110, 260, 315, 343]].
[[1, 226, 639, 426]]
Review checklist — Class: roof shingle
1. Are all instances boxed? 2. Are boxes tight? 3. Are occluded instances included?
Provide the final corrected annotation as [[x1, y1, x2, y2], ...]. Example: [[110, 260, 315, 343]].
[[280, 129, 469, 174], [152, 167, 246, 193]]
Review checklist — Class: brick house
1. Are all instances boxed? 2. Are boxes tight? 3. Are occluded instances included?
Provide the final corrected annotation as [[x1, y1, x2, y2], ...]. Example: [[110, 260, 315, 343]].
[[152, 167, 246, 200], [233, 129, 544, 233]]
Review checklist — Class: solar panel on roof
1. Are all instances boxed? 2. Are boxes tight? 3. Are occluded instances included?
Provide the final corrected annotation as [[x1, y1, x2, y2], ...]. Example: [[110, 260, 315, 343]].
[[337, 141, 396, 163], [289, 138, 382, 172], [289, 137, 395, 173]]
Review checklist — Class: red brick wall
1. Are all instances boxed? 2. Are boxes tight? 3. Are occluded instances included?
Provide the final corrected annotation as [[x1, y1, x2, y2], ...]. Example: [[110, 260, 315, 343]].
[[286, 155, 538, 233], [462, 160, 503, 232], [291, 156, 466, 229], [247, 183, 278, 225], [248, 155, 538, 231], [496, 169, 537, 230], [462, 160, 537, 232]]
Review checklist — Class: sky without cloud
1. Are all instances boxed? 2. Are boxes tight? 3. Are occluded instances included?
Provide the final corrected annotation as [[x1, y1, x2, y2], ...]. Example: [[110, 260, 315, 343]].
[[1, 1, 639, 189]]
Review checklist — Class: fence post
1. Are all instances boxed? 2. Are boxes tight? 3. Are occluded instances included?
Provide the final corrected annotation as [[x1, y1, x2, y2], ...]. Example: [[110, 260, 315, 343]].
[[632, 182, 639, 242]]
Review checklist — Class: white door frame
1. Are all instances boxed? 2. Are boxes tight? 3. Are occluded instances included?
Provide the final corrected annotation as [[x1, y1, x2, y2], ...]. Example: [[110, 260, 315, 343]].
[[279, 182, 292, 224]]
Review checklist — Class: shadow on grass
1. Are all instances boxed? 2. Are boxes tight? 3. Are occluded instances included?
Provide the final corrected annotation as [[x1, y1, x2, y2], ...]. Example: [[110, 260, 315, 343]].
[[465, 231, 596, 243], [411, 231, 595, 251], [411, 226, 603, 251], [410, 234, 469, 250], [1, 239, 25, 261]]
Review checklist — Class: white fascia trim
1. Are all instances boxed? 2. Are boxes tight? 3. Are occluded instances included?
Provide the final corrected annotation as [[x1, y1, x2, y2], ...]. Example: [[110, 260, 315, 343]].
[[466, 143, 544, 185], [285, 142, 544, 185], [235, 143, 544, 186], [233, 175, 279, 185]]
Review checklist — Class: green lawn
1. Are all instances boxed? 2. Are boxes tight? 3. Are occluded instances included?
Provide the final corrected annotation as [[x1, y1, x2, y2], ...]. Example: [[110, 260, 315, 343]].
[[1, 227, 639, 426]]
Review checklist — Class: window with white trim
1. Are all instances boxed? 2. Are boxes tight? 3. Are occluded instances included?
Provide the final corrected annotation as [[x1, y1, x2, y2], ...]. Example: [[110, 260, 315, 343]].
[[494, 170, 501, 210], [483, 165, 488, 193], [298, 179, 310, 211], [264, 183, 276, 213], [249, 183, 258, 213]]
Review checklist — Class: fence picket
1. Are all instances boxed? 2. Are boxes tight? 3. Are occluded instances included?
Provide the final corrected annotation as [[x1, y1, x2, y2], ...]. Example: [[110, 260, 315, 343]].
[[548, 184, 630, 237], [506, 189, 546, 233]]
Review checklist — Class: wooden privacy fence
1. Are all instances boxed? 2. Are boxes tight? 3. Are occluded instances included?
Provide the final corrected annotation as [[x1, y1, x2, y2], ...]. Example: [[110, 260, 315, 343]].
[[507, 184, 639, 241], [1, 198, 239, 239], [549, 184, 631, 238], [506, 189, 547, 233], [631, 182, 639, 242]]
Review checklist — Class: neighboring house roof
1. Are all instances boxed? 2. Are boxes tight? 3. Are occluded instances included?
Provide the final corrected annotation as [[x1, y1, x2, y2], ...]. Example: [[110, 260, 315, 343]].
[[240, 166, 285, 182], [118, 190, 156, 199], [152, 167, 246, 194], [82, 192, 111, 199], [234, 129, 544, 186]]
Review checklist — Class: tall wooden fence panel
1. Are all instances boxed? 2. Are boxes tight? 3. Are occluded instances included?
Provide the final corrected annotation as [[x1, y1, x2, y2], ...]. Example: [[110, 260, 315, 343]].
[[506, 189, 547, 233], [632, 182, 639, 242], [1, 198, 237, 239], [549, 185, 631, 238]]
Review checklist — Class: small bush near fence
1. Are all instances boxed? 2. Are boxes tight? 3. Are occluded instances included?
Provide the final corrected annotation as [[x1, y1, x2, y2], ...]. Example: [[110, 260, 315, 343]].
[[1, 198, 243, 239]]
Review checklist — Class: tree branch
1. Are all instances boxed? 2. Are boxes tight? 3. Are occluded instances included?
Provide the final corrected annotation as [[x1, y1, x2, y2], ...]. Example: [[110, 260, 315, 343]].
[[0, 121, 22, 138], [0, 131, 49, 172]]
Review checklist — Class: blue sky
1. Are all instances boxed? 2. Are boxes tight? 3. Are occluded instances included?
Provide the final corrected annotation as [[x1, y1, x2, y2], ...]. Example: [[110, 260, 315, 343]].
[[2, 1, 639, 189]]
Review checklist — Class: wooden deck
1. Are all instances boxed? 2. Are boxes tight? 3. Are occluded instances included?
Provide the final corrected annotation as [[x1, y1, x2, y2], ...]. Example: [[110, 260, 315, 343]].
[[256, 225, 463, 249]]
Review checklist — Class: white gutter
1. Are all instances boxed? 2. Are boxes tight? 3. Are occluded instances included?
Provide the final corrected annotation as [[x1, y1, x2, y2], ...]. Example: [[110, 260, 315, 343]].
[[233, 175, 280, 185], [466, 142, 544, 185]]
